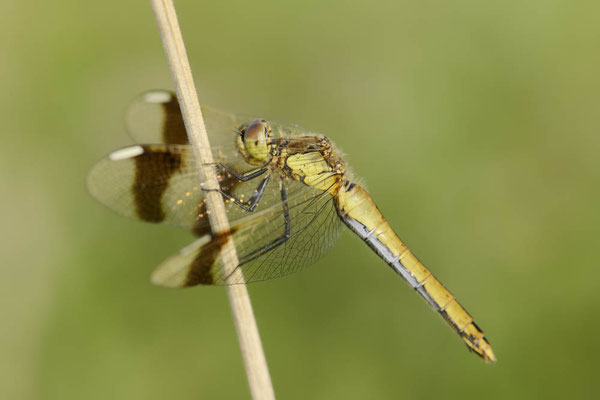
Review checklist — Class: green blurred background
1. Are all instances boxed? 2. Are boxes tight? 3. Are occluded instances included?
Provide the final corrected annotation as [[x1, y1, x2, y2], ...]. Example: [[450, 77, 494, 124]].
[[2, 0, 599, 399]]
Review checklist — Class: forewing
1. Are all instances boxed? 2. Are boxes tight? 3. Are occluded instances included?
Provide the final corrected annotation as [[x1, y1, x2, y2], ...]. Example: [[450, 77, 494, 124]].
[[125, 90, 190, 145], [126, 90, 249, 149], [87, 144, 286, 235], [125, 89, 321, 146]]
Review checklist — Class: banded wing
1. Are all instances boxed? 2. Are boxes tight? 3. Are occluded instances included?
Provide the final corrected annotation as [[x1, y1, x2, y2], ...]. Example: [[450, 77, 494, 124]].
[[89, 90, 343, 285], [89, 90, 320, 234], [152, 178, 342, 287], [125, 89, 313, 147], [126, 90, 242, 148], [88, 144, 258, 235], [87, 143, 329, 236], [88, 144, 343, 286]]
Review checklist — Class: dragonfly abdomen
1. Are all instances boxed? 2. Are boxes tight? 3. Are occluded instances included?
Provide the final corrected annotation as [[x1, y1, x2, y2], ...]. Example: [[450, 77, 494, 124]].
[[334, 181, 496, 363]]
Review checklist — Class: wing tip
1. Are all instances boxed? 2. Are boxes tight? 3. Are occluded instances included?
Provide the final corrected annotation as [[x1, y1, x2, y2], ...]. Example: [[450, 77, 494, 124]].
[[150, 268, 186, 288]]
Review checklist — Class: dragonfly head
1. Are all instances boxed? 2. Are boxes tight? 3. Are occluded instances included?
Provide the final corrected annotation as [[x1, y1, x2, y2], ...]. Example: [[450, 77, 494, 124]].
[[236, 119, 273, 165]]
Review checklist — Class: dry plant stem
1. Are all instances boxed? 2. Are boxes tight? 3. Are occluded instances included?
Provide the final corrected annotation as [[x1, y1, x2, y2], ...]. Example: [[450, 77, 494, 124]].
[[150, 1, 275, 399]]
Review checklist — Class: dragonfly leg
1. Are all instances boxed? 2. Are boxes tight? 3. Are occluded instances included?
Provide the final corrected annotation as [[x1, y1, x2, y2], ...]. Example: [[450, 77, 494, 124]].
[[237, 182, 291, 266], [218, 164, 267, 182], [208, 173, 271, 212]]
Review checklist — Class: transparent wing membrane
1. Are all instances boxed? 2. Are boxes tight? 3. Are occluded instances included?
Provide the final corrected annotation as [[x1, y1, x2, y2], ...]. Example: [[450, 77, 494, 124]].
[[90, 146, 300, 232], [151, 175, 342, 286], [222, 181, 342, 284], [90, 90, 345, 285], [126, 90, 243, 148], [126, 89, 327, 147]]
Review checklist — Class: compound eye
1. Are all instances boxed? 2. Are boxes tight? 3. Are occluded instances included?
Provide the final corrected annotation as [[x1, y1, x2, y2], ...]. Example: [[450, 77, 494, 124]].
[[241, 119, 270, 162], [243, 120, 267, 144]]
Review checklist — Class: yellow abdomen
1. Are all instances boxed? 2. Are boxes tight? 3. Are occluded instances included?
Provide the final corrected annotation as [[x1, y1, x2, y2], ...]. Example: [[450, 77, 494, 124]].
[[334, 181, 495, 362]]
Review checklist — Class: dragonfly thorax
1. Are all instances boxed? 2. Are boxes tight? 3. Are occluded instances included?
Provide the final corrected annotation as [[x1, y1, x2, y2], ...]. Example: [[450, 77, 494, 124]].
[[276, 135, 346, 195]]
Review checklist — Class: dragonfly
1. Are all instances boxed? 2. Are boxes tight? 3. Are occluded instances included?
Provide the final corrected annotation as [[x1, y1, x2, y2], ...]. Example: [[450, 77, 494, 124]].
[[88, 89, 496, 363]]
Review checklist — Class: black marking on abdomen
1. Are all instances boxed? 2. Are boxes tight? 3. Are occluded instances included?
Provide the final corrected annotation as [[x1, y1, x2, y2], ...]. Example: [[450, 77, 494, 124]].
[[133, 146, 182, 222], [439, 309, 460, 332]]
